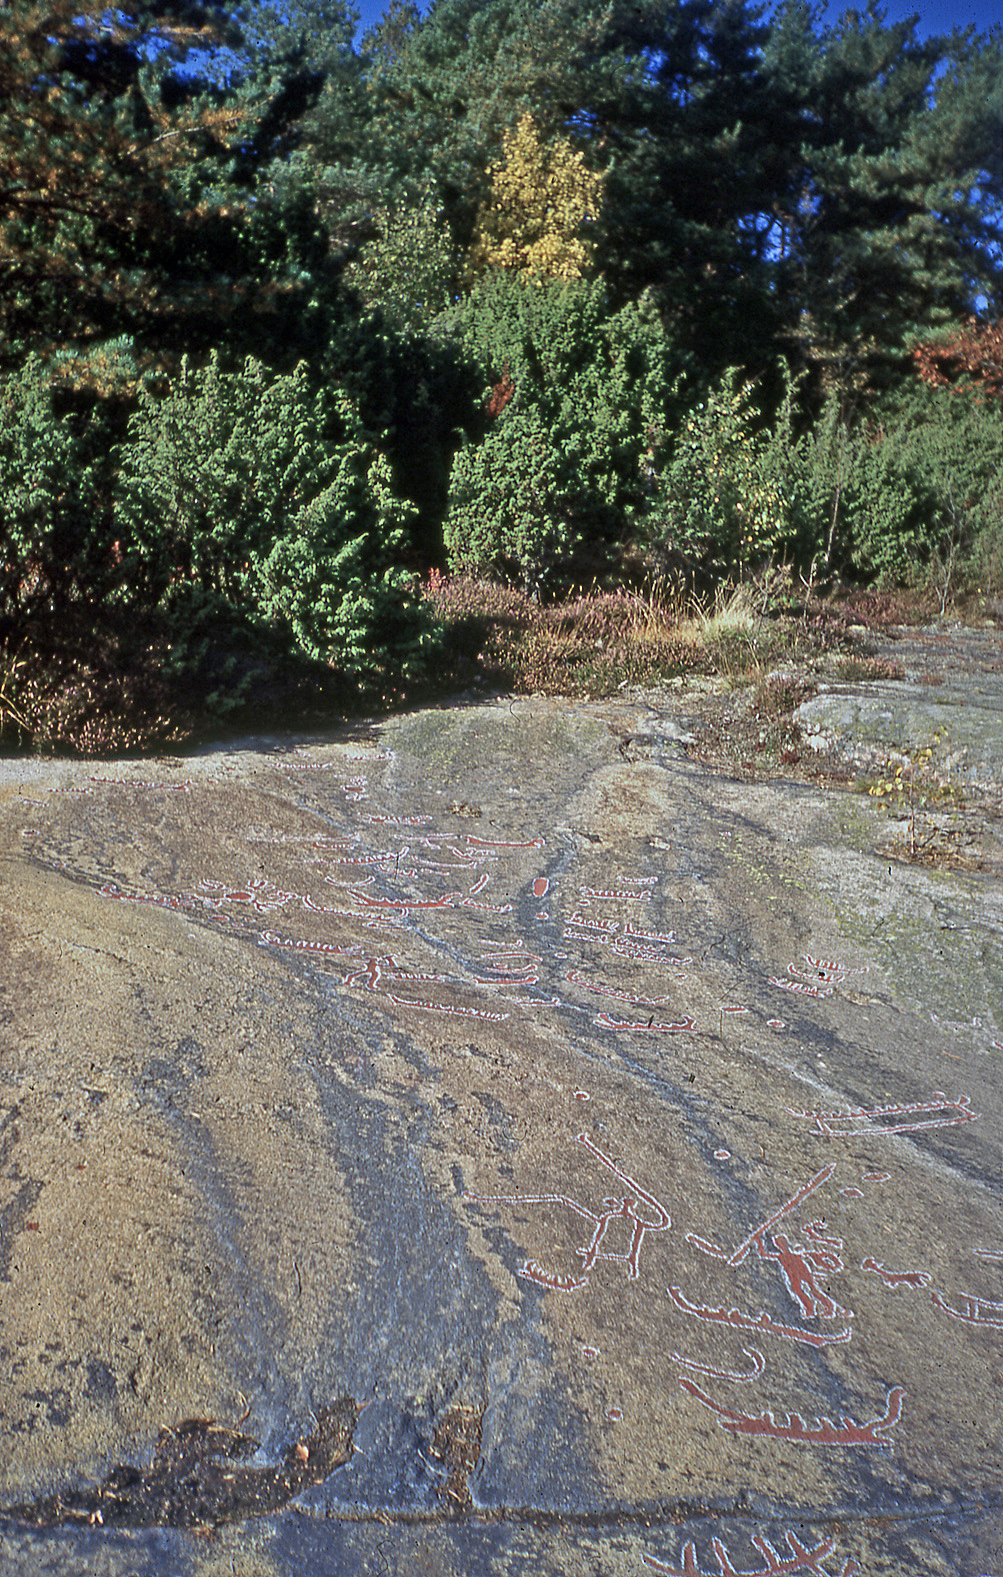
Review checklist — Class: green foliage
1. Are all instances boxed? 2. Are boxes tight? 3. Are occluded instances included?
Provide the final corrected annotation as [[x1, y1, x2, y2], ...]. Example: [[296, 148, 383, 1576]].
[[787, 383, 1002, 585], [0, 358, 119, 635], [116, 354, 438, 690], [769, 6, 1003, 393], [344, 198, 460, 330], [443, 274, 685, 592], [4, 0, 1003, 745], [652, 371, 794, 582], [652, 368, 1003, 591]]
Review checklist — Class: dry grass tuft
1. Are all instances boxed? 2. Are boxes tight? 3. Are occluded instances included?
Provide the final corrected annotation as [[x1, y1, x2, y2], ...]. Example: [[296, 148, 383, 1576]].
[[422, 574, 704, 697]]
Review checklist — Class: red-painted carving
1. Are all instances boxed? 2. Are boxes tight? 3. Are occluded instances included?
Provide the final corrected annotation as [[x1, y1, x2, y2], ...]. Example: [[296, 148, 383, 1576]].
[[666, 1289, 852, 1348], [198, 878, 296, 914], [612, 937, 693, 965], [769, 955, 870, 999], [565, 969, 678, 1007], [258, 931, 359, 958], [930, 1291, 1003, 1330], [344, 956, 456, 991], [687, 1165, 836, 1266], [596, 1012, 697, 1033], [644, 1530, 859, 1576], [668, 1346, 765, 1382], [99, 883, 194, 913], [579, 886, 652, 902], [791, 1093, 977, 1137], [860, 1257, 931, 1289], [568, 914, 620, 935], [352, 890, 461, 912], [385, 993, 509, 1021], [679, 1377, 905, 1446], [468, 1133, 669, 1291], [624, 921, 677, 944], [753, 1225, 851, 1321]]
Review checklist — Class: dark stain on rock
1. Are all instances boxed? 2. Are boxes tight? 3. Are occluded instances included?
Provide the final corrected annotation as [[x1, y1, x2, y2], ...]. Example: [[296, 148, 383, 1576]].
[[431, 1405, 483, 1512], [4, 1397, 361, 1530]]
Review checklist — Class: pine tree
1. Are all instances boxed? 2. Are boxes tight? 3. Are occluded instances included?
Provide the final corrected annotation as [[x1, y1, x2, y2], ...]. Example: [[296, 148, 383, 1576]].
[[768, 4, 1003, 397], [0, 2, 244, 365]]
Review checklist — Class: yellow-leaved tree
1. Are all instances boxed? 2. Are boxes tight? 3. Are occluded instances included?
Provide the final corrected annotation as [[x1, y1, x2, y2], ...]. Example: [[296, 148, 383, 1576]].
[[470, 114, 603, 280]]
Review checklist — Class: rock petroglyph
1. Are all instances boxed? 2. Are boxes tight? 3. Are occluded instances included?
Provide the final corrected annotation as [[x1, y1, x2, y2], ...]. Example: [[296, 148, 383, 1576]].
[[1, 649, 1000, 1573]]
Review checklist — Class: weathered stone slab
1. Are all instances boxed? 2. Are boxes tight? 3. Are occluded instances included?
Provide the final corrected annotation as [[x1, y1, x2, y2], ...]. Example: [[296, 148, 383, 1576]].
[[0, 661, 1000, 1574], [796, 624, 1003, 797]]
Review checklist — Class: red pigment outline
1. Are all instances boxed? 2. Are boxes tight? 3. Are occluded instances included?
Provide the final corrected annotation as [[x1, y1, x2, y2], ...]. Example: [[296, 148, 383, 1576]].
[[612, 937, 693, 965], [361, 814, 430, 824], [860, 1257, 931, 1289], [469, 1133, 669, 1290], [754, 1223, 851, 1321], [790, 1093, 977, 1137], [385, 994, 509, 1021], [768, 977, 832, 999], [258, 931, 359, 958], [596, 1012, 696, 1033], [643, 1530, 859, 1576], [99, 883, 195, 912], [668, 1347, 765, 1382], [198, 879, 297, 913], [687, 1165, 836, 1266], [930, 1291, 1003, 1330], [351, 890, 461, 912], [666, 1289, 852, 1349], [324, 852, 398, 866], [679, 1377, 905, 1446], [344, 956, 458, 990], [624, 921, 677, 944], [565, 970, 677, 1007], [579, 887, 652, 902]]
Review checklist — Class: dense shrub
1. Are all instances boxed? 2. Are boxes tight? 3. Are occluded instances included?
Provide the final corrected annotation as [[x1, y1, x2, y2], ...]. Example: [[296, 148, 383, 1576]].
[[116, 354, 441, 694], [0, 353, 448, 747], [650, 370, 1003, 593], [443, 275, 687, 594], [651, 371, 793, 583], [789, 384, 1003, 587], [0, 358, 121, 639]]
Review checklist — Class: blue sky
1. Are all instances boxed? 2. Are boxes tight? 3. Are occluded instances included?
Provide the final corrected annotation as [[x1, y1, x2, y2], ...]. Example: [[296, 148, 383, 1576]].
[[352, 0, 1001, 40]]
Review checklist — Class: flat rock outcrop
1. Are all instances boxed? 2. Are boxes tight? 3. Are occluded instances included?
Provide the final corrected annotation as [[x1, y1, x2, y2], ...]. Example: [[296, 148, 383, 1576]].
[[0, 642, 1000, 1575]]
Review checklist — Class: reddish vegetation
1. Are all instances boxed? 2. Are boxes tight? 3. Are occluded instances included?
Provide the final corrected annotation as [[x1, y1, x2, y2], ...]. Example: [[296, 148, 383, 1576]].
[[913, 318, 1003, 404]]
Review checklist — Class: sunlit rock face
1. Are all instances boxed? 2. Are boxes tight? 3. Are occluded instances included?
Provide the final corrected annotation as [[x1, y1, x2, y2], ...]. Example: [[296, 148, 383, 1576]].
[[1, 633, 1000, 1575]]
